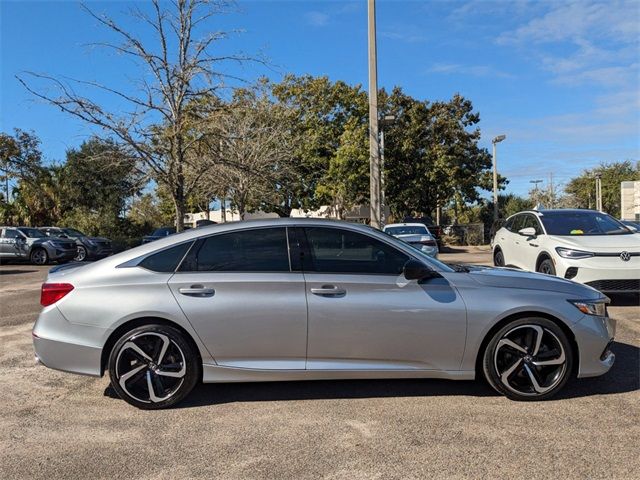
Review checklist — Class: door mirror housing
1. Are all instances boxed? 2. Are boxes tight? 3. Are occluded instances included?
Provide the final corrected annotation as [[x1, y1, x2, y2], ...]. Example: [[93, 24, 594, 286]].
[[403, 259, 438, 280], [518, 227, 537, 237]]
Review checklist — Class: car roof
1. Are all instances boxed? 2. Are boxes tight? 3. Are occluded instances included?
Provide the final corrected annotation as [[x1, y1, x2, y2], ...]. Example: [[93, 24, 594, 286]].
[[508, 208, 606, 219], [383, 223, 429, 228]]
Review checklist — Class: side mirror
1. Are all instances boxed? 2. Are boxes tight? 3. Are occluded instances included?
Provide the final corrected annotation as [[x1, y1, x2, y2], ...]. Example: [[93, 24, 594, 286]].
[[518, 227, 537, 237], [403, 259, 438, 280]]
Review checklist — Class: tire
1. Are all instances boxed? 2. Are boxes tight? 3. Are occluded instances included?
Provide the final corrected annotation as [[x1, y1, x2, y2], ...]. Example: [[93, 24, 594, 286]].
[[30, 248, 49, 265], [482, 317, 573, 401], [74, 246, 87, 262], [494, 248, 505, 267], [537, 258, 556, 276], [108, 324, 200, 409]]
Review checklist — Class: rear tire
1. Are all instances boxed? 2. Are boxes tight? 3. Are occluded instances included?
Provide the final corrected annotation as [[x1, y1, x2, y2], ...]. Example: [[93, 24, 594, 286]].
[[30, 248, 49, 265], [537, 258, 556, 276], [74, 246, 87, 262], [482, 317, 573, 401], [494, 249, 505, 267], [108, 324, 200, 409]]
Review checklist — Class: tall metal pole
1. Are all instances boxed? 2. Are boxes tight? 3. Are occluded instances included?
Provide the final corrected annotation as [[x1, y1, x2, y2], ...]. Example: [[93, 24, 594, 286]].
[[492, 142, 498, 221], [595, 174, 602, 211], [380, 128, 385, 225], [368, 0, 381, 229]]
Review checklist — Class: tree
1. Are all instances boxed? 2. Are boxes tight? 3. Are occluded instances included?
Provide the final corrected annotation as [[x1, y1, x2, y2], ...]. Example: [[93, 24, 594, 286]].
[[18, 0, 257, 231], [564, 161, 639, 217]]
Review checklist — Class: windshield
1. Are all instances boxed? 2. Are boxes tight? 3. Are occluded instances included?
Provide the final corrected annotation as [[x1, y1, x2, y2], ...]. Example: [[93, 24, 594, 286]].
[[386, 225, 429, 236], [63, 228, 85, 237], [540, 211, 633, 236], [18, 228, 46, 238]]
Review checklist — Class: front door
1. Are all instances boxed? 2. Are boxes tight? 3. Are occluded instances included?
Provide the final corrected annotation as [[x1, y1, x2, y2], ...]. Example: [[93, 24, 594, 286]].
[[168, 227, 307, 369], [300, 226, 467, 372]]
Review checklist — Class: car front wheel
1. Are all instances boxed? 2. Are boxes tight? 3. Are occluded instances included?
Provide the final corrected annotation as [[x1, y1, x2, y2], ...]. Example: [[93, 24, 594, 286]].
[[538, 258, 556, 276], [108, 324, 200, 409], [482, 318, 573, 400], [30, 248, 49, 265], [74, 246, 87, 262]]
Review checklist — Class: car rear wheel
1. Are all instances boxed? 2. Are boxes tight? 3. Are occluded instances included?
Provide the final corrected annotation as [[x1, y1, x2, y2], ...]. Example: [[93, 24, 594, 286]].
[[493, 249, 505, 267], [74, 246, 87, 262], [538, 258, 556, 276], [30, 248, 49, 265], [482, 318, 573, 401], [108, 324, 200, 409]]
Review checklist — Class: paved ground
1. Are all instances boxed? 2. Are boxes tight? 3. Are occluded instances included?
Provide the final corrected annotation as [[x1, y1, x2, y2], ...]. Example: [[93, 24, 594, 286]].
[[1, 249, 638, 479]]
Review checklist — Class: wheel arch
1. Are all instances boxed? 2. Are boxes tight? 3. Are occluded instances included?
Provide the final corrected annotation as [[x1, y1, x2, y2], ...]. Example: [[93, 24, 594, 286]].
[[100, 316, 203, 377], [535, 251, 554, 271], [474, 310, 579, 378]]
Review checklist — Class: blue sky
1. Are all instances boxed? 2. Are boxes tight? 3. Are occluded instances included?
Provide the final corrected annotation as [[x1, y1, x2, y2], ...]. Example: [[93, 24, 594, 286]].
[[1, 0, 638, 196]]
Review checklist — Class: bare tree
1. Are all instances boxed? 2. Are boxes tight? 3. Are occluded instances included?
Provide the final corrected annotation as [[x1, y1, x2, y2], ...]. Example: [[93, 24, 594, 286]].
[[17, 0, 256, 231], [196, 86, 297, 219]]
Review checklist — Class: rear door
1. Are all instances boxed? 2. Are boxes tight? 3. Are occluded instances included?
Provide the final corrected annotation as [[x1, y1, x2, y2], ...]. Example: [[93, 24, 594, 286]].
[[168, 226, 308, 369], [300, 226, 467, 371], [0, 228, 22, 259]]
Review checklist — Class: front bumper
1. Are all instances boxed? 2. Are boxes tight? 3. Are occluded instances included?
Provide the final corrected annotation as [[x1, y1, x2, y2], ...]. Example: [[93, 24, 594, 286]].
[[32, 305, 106, 377], [86, 245, 113, 259], [47, 246, 77, 262], [555, 255, 639, 293], [573, 313, 616, 378]]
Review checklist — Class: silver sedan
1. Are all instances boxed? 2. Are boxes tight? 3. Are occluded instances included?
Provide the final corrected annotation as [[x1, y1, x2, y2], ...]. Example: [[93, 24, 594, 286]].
[[33, 219, 615, 409]]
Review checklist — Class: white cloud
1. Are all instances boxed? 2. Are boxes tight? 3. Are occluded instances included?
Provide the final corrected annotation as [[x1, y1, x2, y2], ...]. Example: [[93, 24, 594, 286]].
[[427, 63, 515, 79], [305, 11, 330, 27]]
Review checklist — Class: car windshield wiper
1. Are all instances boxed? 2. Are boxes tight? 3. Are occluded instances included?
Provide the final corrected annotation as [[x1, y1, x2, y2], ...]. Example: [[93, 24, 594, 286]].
[[447, 263, 470, 273]]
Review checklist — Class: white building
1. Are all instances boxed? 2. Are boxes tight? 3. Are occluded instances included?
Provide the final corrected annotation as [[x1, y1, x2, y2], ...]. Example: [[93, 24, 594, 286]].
[[620, 181, 640, 221], [290, 204, 390, 222], [183, 209, 279, 227]]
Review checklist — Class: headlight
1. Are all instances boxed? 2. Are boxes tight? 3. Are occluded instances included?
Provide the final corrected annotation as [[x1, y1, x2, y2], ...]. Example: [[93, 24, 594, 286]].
[[569, 300, 607, 316], [555, 247, 594, 259]]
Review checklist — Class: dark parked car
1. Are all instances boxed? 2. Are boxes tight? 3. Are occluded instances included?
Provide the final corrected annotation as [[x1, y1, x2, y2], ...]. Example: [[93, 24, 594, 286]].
[[141, 226, 192, 244], [0, 226, 76, 265], [40, 227, 113, 262]]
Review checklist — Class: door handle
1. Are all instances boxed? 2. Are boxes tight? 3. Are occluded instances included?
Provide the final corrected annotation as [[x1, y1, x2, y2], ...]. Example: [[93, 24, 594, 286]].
[[310, 285, 346, 297], [178, 285, 215, 297], [529, 243, 538, 247]]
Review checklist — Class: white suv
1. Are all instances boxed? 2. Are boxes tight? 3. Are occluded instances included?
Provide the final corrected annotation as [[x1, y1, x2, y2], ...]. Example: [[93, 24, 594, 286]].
[[492, 209, 639, 294]]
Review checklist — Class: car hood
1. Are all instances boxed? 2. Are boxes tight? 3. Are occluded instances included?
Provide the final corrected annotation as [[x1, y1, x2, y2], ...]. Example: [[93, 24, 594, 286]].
[[552, 233, 640, 250], [86, 236, 110, 242], [465, 265, 602, 298]]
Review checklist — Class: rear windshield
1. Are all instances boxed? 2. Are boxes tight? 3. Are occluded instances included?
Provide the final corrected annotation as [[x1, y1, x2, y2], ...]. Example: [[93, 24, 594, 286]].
[[385, 226, 429, 236], [539, 211, 633, 236]]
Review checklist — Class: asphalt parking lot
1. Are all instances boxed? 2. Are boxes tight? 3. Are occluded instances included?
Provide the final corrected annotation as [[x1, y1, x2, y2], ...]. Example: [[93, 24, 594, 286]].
[[1, 248, 638, 479]]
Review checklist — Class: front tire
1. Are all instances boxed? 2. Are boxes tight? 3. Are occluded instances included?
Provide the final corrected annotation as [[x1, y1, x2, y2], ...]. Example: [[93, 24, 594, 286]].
[[538, 258, 556, 276], [482, 318, 573, 401], [108, 324, 200, 409], [30, 248, 49, 265], [74, 246, 87, 262]]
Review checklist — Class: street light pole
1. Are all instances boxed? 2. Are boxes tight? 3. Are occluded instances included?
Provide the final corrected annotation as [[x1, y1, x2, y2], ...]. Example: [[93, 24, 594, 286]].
[[492, 134, 506, 221], [379, 114, 395, 226], [530, 179, 542, 206], [367, 0, 381, 229], [595, 173, 602, 211]]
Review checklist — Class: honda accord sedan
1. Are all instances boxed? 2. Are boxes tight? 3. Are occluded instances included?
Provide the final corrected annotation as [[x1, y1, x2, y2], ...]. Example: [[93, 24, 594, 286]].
[[33, 219, 615, 409]]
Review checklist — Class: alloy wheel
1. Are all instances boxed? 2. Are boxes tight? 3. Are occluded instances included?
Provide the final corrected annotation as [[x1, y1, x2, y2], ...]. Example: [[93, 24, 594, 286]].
[[115, 332, 187, 404], [31, 249, 48, 265], [74, 246, 86, 262], [493, 324, 567, 397]]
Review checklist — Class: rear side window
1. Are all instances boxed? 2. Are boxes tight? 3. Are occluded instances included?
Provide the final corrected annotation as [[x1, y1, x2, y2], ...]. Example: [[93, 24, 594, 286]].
[[303, 227, 409, 275], [180, 227, 290, 272], [2, 229, 19, 239], [139, 242, 192, 272]]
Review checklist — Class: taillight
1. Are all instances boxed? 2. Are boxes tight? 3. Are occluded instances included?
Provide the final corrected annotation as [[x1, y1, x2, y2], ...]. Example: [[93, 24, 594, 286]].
[[420, 239, 436, 246], [40, 283, 74, 307]]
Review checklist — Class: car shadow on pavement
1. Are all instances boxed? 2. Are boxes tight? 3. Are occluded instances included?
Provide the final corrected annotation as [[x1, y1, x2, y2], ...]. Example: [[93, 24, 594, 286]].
[[0, 269, 39, 275], [103, 342, 639, 408]]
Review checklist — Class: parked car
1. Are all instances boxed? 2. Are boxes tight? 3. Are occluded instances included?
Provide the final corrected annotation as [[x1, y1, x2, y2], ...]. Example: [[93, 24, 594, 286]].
[[142, 226, 191, 244], [0, 226, 77, 265], [195, 219, 217, 228], [492, 209, 639, 293], [620, 220, 640, 232], [40, 227, 113, 262], [403, 216, 443, 248], [34, 218, 614, 409], [383, 222, 439, 258]]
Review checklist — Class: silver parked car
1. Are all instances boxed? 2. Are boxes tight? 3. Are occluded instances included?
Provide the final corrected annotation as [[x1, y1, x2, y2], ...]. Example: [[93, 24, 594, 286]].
[[0, 226, 77, 265], [33, 219, 615, 409], [383, 222, 439, 258]]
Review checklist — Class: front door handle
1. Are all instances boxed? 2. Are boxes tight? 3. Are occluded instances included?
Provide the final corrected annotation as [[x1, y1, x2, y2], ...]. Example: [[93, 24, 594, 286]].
[[178, 285, 215, 297], [310, 285, 346, 297]]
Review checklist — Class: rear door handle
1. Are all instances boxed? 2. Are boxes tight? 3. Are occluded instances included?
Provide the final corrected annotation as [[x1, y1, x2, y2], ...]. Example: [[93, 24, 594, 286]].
[[310, 285, 346, 297], [178, 285, 215, 297]]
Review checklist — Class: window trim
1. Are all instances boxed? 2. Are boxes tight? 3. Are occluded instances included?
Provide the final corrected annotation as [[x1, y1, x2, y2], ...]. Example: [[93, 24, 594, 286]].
[[297, 225, 412, 276], [174, 226, 295, 274]]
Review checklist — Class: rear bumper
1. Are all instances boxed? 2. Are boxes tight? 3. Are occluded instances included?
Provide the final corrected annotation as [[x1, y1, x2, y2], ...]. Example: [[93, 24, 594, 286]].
[[32, 305, 106, 377]]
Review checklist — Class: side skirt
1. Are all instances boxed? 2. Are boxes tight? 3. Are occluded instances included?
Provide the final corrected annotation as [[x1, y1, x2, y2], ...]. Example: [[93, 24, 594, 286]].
[[202, 363, 476, 383]]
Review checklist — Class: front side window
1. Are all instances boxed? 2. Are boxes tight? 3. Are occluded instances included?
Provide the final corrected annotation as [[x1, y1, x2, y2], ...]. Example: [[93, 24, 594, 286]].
[[18, 228, 46, 238], [180, 227, 290, 272], [303, 227, 409, 275], [522, 215, 543, 234]]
